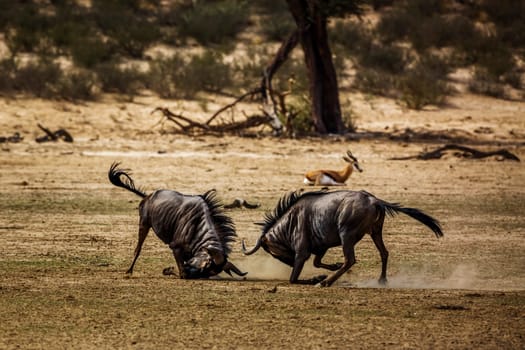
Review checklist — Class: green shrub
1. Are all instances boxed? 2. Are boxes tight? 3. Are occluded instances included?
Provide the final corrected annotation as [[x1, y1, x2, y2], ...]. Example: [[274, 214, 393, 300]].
[[92, 0, 160, 58], [469, 68, 506, 98], [399, 65, 449, 109], [71, 36, 115, 68], [261, 13, 296, 42], [0, 58, 16, 92], [175, 0, 250, 45], [358, 43, 407, 74], [283, 95, 314, 136], [330, 20, 372, 55], [354, 68, 396, 96], [95, 62, 144, 97], [184, 50, 233, 94], [377, 8, 415, 43], [3, 3, 51, 54], [12, 58, 62, 98], [147, 50, 233, 99], [146, 54, 184, 98], [476, 47, 515, 79], [56, 70, 99, 101]]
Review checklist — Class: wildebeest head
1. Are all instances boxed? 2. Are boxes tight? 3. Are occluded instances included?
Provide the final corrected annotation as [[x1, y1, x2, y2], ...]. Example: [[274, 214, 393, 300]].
[[183, 248, 224, 279], [183, 248, 247, 279]]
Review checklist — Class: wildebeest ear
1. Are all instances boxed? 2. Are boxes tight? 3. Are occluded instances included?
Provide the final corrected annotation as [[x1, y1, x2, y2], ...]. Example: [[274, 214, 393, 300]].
[[206, 247, 225, 266]]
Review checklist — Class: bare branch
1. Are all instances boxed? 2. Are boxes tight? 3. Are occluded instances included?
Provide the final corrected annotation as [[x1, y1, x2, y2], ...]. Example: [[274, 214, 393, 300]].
[[390, 144, 520, 161]]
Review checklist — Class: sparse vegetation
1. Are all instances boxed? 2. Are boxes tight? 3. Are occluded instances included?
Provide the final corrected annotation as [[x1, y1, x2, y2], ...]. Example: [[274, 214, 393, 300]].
[[0, 0, 522, 108], [172, 0, 250, 46]]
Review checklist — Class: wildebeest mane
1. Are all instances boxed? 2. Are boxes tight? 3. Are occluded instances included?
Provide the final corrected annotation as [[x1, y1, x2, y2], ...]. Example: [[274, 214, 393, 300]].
[[262, 190, 328, 234], [200, 189, 237, 254]]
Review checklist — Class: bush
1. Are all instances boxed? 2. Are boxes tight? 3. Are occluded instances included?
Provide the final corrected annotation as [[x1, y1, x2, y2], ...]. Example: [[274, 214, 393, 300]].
[[71, 36, 115, 68], [92, 0, 160, 58], [354, 68, 397, 96], [330, 20, 372, 55], [147, 50, 234, 99], [469, 68, 506, 98], [56, 70, 99, 101], [95, 62, 144, 97], [0, 58, 16, 92], [358, 43, 407, 74], [12, 58, 62, 98], [175, 0, 250, 45], [283, 95, 314, 136], [261, 13, 296, 42], [399, 65, 449, 109], [146, 54, 184, 98], [377, 8, 415, 43]]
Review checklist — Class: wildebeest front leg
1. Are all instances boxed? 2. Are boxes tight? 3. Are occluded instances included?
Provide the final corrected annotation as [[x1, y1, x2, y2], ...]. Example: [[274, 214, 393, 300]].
[[170, 246, 187, 279], [290, 252, 326, 285], [126, 224, 150, 274], [313, 250, 343, 271]]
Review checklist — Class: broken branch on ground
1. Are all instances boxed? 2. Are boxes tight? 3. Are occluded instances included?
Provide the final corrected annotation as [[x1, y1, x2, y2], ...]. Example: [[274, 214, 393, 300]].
[[390, 144, 520, 161]]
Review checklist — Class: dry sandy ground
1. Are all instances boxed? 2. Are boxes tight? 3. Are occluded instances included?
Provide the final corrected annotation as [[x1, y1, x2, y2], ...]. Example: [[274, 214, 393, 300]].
[[0, 92, 524, 349]]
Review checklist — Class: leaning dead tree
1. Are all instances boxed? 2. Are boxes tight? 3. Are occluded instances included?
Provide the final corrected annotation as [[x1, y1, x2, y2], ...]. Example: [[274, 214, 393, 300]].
[[390, 144, 520, 161]]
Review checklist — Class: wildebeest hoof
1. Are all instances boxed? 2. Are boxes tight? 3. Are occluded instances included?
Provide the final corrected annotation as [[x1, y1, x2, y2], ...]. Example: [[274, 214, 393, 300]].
[[328, 262, 343, 271], [162, 266, 177, 276], [317, 279, 331, 287], [310, 275, 327, 284]]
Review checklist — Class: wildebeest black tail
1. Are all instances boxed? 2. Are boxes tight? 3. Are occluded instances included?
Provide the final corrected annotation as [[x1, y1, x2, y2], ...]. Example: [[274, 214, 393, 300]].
[[108, 162, 147, 198], [379, 201, 443, 238]]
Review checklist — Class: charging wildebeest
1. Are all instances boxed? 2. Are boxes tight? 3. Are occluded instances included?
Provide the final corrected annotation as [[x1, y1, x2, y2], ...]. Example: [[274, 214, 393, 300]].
[[242, 190, 443, 287], [108, 162, 247, 279]]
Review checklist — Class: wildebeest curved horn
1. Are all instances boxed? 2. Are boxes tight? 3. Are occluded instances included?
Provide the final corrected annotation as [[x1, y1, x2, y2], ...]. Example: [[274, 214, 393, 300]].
[[223, 261, 248, 277], [241, 237, 262, 255]]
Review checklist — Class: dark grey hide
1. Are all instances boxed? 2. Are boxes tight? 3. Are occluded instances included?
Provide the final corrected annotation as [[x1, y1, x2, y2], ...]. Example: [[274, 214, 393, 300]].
[[108, 162, 246, 279], [242, 190, 442, 287]]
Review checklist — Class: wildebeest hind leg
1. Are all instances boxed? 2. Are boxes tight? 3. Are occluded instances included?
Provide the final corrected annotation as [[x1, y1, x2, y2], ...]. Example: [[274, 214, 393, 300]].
[[313, 251, 343, 271], [126, 224, 150, 274], [371, 220, 389, 285]]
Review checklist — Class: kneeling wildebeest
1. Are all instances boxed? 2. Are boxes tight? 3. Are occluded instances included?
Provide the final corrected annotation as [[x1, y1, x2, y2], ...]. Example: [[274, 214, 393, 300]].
[[242, 190, 443, 287], [108, 162, 247, 279]]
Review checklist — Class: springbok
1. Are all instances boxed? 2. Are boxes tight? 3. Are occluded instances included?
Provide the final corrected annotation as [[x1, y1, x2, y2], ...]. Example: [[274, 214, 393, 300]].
[[242, 189, 443, 287], [108, 162, 247, 279], [303, 150, 362, 186]]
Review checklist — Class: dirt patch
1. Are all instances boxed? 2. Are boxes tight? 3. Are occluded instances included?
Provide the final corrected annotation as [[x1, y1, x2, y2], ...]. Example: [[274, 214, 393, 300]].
[[0, 93, 524, 349]]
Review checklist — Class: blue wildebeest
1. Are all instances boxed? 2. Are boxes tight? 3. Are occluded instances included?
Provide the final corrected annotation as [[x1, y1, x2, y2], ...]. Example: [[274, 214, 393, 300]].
[[108, 162, 247, 279], [242, 190, 443, 287]]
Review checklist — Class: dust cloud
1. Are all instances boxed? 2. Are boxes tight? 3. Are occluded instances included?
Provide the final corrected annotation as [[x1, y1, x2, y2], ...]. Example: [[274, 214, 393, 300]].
[[353, 264, 481, 290], [230, 257, 484, 290], [235, 254, 291, 281]]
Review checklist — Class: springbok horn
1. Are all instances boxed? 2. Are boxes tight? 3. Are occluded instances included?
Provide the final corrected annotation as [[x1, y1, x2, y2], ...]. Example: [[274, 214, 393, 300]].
[[347, 150, 357, 161]]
